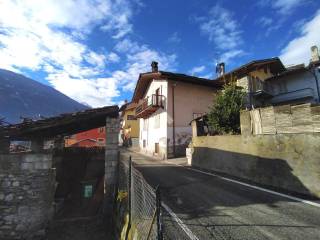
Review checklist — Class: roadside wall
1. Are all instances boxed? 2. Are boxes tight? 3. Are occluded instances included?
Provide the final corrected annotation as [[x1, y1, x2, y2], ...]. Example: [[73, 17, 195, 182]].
[[241, 103, 320, 135], [191, 134, 320, 198], [0, 153, 55, 239]]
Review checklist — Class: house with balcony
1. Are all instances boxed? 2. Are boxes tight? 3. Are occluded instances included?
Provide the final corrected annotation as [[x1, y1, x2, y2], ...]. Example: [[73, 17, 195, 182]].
[[132, 62, 223, 159], [233, 46, 320, 108], [255, 46, 320, 106], [119, 101, 139, 147]]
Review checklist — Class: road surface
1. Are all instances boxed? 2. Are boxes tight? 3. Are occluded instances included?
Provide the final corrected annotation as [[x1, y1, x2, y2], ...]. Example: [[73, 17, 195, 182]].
[[123, 150, 320, 240]]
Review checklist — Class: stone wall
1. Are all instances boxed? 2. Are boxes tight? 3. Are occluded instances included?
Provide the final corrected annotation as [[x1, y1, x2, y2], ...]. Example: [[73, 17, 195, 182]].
[[191, 134, 320, 198], [0, 153, 55, 240], [104, 117, 119, 230], [241, 103, 320, 135]]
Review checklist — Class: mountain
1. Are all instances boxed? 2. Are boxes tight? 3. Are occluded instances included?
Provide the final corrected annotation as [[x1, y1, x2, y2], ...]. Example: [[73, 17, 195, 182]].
[[0, 69, 89, 124]]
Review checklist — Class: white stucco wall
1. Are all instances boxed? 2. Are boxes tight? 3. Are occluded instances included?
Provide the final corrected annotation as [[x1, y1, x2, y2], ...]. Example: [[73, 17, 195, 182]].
[[139, 80, 168, 159]]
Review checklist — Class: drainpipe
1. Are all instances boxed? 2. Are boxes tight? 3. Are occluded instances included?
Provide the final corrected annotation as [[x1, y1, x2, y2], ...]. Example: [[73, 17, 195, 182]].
[[309, 64, 320, 102], [172, 83, 176, 157]]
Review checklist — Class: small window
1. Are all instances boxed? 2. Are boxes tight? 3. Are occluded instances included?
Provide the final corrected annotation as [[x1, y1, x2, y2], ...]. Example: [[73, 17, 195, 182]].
[[98, 127, 104, 133], [97, 138, 104, 142], [127, 115, 136, 120], [143, 140, 146, 148]]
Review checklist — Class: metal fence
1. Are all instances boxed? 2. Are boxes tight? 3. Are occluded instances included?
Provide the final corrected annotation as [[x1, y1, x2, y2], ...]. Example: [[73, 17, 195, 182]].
[[118, 156, 163, 240]]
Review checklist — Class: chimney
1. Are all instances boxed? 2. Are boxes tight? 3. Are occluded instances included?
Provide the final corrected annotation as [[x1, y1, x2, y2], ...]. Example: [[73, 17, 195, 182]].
[[151, 61, 158, 72], [311, 45, 319, 63], [216, 62, 225, 77]]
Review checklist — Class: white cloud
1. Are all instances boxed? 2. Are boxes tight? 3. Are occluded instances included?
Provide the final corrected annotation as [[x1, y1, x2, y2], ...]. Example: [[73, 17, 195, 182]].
[[259, 17, 273, 27], [114, 38, 177, 91], [107, 52, 121, 63], [219, 50, 245, 63], [196, 5, 244, 63], [168, 32, 181, 44], [199, 5, 242, 50], [259, 0, 306, 15], [280, 10, 320, 66], [190, 66, 206, 75], [0, 0, 145, 107]]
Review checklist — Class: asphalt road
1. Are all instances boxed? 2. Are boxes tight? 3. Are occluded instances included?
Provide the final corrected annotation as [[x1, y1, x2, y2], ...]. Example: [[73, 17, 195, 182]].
[[123, 150, 320, 240]]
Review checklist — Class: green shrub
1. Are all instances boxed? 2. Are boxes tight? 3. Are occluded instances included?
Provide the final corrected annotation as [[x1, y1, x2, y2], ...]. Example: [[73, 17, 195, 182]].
[[208, 83, 245, 134]]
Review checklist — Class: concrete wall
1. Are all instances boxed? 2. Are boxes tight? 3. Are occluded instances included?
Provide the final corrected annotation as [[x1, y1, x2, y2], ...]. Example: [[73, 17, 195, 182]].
[[0, 153, 55, 239], [191, 134, 320, 198]]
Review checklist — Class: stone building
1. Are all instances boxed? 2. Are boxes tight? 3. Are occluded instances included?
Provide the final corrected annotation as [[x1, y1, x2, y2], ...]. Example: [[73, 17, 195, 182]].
[[0, 105, 119, 240]]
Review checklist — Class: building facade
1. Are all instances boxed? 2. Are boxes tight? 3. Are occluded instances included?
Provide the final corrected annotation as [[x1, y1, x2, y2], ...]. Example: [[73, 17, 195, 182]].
[[132, 62, 223, 159], [120, 102, 139, 147], [65, 127, 106, 147]]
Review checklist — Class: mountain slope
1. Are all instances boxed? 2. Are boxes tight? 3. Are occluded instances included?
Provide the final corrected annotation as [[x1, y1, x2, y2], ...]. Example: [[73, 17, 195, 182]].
[[0, 69, 89, 124]]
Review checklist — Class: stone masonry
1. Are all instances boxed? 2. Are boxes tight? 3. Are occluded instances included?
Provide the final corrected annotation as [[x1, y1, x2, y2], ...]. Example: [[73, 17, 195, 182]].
[[104, 117, 119, 222], [0, 153, 55, 240]]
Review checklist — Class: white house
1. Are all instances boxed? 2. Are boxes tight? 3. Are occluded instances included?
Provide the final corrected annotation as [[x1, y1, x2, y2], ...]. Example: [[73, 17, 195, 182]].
[[132, 62, 223, 159]]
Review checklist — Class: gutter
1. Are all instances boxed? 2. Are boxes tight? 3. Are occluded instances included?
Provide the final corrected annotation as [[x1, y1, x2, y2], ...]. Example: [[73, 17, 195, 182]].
[[172, 83, 176, 157]]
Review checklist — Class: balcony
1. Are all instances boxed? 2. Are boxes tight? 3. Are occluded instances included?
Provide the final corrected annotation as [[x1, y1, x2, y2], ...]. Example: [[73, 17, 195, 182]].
[[135, 94, 165, 118], [251, 78, 273, 98]]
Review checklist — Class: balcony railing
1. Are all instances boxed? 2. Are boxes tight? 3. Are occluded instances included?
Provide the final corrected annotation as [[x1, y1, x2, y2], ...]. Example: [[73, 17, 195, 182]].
[[135, 94, 165, 118], [251, 78, 273, 98]]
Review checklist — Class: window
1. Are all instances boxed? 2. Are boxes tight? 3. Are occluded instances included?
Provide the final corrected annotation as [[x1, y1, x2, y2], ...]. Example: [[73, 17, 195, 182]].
[[154, 114, 160, 128], [98, 127, 104, 133], [143, 140, 146, 148], [193, 113, 203, 120], [97, 138, 104, 142], [127, 115, 136, 120]]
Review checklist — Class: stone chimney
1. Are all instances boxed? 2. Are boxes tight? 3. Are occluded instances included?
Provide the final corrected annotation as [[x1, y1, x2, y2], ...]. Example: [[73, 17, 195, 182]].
[[216, 62, 225, 77], [311, 45, 319, 63], [151, 61, 158, 72]]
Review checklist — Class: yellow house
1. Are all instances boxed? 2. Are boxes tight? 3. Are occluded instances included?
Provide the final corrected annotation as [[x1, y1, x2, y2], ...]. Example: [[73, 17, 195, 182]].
[[120, 102, 139, 147]]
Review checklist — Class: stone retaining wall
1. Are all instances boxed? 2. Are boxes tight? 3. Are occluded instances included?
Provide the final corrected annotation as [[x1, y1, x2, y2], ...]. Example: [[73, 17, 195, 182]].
[[191, 134, 320, 198], [0, 153, 55, 240]]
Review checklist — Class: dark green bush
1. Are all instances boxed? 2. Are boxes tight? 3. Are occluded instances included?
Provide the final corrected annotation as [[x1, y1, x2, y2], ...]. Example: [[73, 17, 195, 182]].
[[208, 84, 245, 134]]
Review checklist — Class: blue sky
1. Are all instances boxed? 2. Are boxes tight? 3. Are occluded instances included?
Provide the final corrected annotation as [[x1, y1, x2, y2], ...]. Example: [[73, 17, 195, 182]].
[[0, 0, 320, 107]]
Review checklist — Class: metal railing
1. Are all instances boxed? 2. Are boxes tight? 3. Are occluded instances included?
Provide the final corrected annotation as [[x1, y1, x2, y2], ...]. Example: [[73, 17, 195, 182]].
[[135, 94, 165, 116], [118, 156, 163, 240], [251, 77, 272, 95]]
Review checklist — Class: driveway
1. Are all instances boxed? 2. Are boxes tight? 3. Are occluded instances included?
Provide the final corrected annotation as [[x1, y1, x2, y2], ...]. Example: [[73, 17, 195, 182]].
[[122, 150, 320, 240]]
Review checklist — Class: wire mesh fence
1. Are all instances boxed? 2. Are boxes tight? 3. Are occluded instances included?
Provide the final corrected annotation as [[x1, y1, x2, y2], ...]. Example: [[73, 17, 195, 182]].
[[118, 156, 162, 240]]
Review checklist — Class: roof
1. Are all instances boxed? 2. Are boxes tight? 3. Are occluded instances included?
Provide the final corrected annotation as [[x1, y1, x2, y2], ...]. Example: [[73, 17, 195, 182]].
[[214, 57, 286, 82], [125, 102, 138, 110], [1, 105, 119, 140], [132, 71, 224, 102], [132, 58, 285, 102], [264, 64, 307, 82], [264, 60, 320, 82]]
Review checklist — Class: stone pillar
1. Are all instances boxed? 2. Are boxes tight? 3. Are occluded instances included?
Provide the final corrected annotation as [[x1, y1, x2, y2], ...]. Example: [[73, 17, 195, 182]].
[[53, 136, 65, 150], [0, 137, 10, 154], [191, 120, 198, 137], [104, 117, 119, 218], [30, 139, 44, 152]]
